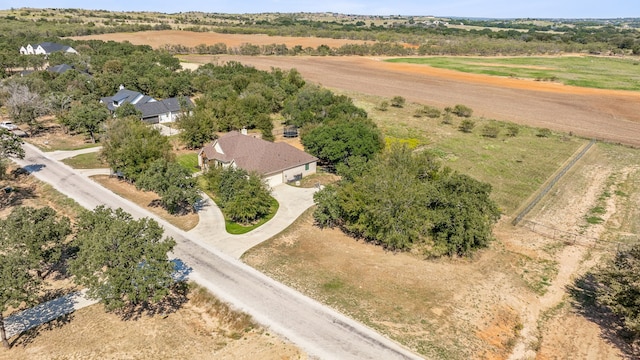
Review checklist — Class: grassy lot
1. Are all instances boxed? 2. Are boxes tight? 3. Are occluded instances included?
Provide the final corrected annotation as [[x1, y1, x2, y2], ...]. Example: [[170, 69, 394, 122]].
[[344, 91, 585, 215], [386, 56, 640, 91], [176, 153, 200, 174], [61, 152, 105, 169]]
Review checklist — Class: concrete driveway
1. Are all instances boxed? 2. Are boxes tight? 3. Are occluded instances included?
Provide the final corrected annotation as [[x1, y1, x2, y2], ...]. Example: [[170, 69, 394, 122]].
[[190, 184, 318, 258]]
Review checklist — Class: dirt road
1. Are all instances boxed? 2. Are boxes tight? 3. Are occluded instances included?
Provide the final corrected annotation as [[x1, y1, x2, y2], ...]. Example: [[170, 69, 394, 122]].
[[190, 55, 640, 147]]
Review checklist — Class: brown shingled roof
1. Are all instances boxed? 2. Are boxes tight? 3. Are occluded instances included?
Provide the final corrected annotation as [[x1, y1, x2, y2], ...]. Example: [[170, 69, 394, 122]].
[[201, 131, 317, 176]]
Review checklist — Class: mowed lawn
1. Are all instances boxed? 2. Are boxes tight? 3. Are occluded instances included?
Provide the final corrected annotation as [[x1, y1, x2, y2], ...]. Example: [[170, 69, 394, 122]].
[[386, 56, 640, 91]]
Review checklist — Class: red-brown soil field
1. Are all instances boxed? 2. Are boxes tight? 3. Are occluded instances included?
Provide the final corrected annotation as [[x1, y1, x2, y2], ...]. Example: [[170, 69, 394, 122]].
[[70, 30, 372, 49]]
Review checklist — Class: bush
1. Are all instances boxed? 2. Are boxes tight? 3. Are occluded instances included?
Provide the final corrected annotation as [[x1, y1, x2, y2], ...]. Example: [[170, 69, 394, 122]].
[[442, 113, 453, 125], [376, 100, 389, 111], [414, 105, 442, 119], [506, 124, 520, 137], [459, 119, 475, 133], [452, 104, 473, 117], [390, 96, 406, 108], [537, 128, 552, 137], [481, 123, 500, 138]]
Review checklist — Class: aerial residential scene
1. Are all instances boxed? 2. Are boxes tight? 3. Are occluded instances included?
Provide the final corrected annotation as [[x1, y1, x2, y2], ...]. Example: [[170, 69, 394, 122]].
[[0, 0, 639, 359]]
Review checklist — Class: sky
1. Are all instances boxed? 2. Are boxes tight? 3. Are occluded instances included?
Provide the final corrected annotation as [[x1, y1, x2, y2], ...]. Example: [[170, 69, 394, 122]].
[[1, 0, 638, 19]]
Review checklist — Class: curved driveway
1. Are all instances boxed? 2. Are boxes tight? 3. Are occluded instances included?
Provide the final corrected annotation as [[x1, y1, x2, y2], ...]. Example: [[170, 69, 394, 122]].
[[12, 144, 423, 360]]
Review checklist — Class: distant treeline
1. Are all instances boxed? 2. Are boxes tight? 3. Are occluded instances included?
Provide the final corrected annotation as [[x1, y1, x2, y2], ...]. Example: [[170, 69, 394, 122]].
[[1, 9, 639, 58]]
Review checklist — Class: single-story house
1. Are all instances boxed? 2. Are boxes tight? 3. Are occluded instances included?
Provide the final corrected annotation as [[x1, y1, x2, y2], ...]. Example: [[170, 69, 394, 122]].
[[20, 42, 78, 55], [47, 64, 74, 74], [100, 86, 192, 123], [136, 97, 193, 124], [100, 86, 157, 112], [198, 130, 318, 187]]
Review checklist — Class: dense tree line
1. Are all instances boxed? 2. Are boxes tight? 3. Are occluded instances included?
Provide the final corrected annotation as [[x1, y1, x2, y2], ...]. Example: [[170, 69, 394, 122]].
[[314, 145, 501, 257], [181, 62, 306, 145]]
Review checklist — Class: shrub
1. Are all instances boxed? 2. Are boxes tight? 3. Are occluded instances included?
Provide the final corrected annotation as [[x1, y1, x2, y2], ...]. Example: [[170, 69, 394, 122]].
[[452, 104, 473, 117], [414, 105, 441, 118], [390, 96, 406, 108], [459, 119, 475, 133], [442, 112, 453, 125], [537, 128, 552, 137], [376, 100, 389, 111], [481, 123, 500, 138], [506, 124, 520, 137]]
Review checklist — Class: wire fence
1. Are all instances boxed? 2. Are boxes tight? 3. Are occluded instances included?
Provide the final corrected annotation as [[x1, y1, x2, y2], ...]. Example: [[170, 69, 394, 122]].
[[519, 219, 638, 252], [512, 139, 596, 226]]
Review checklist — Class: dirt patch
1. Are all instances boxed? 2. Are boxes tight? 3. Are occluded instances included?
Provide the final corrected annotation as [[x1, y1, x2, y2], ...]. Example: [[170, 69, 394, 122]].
[[69, 30, 373, 49], [23, 117, 93, 151], [91, 175, 199, 231]]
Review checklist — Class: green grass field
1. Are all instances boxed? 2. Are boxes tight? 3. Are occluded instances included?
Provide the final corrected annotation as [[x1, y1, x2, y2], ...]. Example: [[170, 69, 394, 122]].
[[61, 152, 105, 169], [344, 91, 586, 215], [386, 56, 640, 91], [176, 153, 200, 174]]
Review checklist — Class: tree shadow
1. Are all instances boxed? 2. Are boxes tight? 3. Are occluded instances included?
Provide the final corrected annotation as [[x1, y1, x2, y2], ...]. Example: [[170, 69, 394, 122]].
[[568, 273, 640, 358], [5, 292, 82, 346], [117, 281, 190, 321], [0, 184, 36, 210], [11, 313, 74, 348], [21, 164, 46, 173]]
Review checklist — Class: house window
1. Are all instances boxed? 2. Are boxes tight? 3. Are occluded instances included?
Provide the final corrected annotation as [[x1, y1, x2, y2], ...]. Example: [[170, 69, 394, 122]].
[[305, 163, 309, 171]]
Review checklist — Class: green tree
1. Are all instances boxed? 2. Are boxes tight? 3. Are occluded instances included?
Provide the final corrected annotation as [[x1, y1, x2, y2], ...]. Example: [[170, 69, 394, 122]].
[[70, 206, 177, 312], [301, 118, 384, 169], [0, 251, 40, 348], [282, 85, 367, 127], [203, 166, 273, 224], [0, 129, 24, 178], [0, 206, 71, 279], [114, 102, 142, 118], [100, 117, 174, 181], [59, 101, 110, 143], [177, 106, 216, 149], [313, 145, 500, 256], [136, 159, 200, 214], [594, 244, 640, 337]]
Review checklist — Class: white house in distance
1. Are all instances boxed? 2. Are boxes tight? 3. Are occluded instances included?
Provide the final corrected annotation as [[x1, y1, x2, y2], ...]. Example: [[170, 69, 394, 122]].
[[20, 42, 78, 55], [198, 130, 318, 187]]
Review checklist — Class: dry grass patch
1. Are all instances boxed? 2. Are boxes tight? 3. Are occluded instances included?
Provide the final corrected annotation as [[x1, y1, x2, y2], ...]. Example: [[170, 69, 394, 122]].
[[91, 175, 199, 231], [24, 118, 98, 152], [243, 209, 529, 359], [1, 284, 304, 360]]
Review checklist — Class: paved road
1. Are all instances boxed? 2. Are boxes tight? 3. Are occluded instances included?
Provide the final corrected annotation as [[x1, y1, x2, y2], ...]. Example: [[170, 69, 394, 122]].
[[12, 143, 423, 360]]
